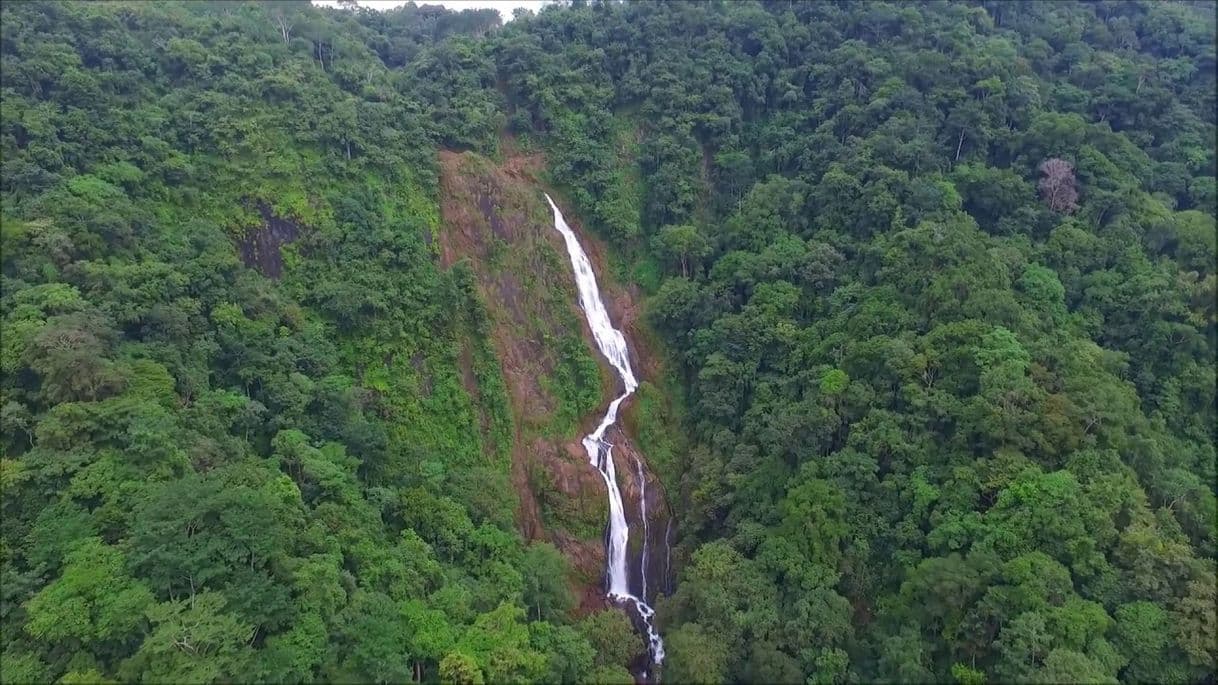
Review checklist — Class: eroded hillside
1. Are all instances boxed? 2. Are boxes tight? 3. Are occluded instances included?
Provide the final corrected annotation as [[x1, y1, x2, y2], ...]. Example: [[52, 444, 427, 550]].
[[437, 150, 674, 614]]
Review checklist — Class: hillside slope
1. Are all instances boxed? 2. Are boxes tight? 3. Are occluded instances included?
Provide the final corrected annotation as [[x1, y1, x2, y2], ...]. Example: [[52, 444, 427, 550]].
[[493, 3, 1216, 682], [0, 3, 646, 683], [436, 149, 674, 617], [2, 0, 1215, 683]]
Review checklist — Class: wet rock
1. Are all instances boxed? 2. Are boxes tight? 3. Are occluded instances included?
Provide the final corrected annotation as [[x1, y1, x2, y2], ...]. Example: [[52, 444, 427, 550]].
[[236, 202, 301, 279]]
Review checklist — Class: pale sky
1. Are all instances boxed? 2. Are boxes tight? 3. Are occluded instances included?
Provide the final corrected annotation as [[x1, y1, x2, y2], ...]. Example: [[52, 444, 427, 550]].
[[312, 0, 553, 22]]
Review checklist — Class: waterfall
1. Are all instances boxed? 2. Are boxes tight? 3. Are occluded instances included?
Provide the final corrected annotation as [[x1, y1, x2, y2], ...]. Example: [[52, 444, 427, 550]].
[[635, 455, 650, 601], [545, 193, 665, 668]]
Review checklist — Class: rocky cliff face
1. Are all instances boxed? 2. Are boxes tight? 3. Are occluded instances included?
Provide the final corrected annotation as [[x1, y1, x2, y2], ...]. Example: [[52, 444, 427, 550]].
[[613, 431, 675, 602], [236, 201, 301, 279], [436, 149, 672, 613]]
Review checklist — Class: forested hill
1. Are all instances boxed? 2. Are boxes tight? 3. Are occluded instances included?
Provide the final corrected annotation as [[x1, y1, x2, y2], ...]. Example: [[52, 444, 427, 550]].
[[1, 1, 1215, 684]]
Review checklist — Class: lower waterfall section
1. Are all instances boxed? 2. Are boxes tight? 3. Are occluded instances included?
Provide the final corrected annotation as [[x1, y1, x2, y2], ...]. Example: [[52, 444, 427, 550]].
[[634, 455, 650, 602], [545, 194, 666, 674]]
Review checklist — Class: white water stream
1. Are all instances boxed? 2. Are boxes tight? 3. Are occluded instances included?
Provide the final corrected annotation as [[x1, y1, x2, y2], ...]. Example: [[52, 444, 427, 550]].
[[545, 194, 665, 667], [635, 455, 650, 601]]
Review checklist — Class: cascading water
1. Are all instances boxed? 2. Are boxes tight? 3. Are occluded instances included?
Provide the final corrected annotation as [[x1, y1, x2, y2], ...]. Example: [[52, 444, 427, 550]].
[[634, 455, 650, 601], [545, 193, 666, 669]]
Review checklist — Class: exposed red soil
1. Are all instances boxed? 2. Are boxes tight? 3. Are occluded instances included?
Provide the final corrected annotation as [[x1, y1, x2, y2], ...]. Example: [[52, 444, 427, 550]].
[[438, 149, 607, 612], [437, 148, 673, 620], [539, 193, 665, 385]]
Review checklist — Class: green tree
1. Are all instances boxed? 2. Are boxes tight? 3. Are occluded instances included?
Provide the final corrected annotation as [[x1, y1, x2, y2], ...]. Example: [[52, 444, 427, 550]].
[[439, 652, 484, 685], [520, 542, 575, 622], [664, 623, 728, 684], [652, 224, 710, 277], [121, 592, 254, 684], [24, 538, 153, 646], [576, 609, 639, 670]]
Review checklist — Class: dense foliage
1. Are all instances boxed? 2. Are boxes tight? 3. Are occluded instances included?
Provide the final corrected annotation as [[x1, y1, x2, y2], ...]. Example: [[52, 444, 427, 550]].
[[487, 1, 1216, 682], [2, 1, 1215, 684], [0, 2, 632, 683]]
